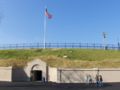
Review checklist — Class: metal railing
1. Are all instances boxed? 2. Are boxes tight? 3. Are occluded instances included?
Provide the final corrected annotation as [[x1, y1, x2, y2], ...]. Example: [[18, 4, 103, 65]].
[[0, 42, 119, 50]]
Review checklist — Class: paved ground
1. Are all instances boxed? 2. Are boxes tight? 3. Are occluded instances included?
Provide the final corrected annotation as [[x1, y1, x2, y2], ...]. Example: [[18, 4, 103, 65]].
[[0, 82, 120, 90]]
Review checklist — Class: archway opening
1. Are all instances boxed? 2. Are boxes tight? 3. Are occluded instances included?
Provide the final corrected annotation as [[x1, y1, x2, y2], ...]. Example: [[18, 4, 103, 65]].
[[31, 70, 42, 81]]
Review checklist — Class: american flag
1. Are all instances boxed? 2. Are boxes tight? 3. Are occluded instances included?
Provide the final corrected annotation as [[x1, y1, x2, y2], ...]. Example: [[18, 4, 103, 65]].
[[45, 9, 52, 19]]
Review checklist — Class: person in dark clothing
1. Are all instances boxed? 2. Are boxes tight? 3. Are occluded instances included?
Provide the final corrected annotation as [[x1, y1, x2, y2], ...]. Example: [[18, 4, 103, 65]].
[[99, 75, 103, 87]]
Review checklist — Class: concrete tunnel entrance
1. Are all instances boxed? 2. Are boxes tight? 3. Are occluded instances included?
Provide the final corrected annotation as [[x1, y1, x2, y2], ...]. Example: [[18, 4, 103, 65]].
[[25, 60, 47, 82], [31, 70, 42, 81]]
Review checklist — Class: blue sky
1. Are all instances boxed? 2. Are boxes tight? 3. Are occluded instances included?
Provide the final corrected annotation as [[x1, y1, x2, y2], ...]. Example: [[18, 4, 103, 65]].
[[0, 0, 120, 44]]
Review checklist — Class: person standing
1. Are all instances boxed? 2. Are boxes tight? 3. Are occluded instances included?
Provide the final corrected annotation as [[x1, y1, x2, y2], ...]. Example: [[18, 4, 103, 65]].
[[99, 75, 103, 87], [84, 75, 89, 85], [89, 75, 92, 87], [95, 74, 99, 87]]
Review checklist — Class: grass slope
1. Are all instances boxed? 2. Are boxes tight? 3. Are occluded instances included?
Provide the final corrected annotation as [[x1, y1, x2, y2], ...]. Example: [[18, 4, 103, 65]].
[[0, 49, 120, 68]]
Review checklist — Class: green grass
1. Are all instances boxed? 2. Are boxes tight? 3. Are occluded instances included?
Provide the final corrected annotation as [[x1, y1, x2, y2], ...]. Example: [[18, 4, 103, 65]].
[[0, 48, 120, 68]]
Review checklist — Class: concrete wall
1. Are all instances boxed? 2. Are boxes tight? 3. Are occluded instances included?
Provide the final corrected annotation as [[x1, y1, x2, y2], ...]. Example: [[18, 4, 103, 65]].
[[12, 68, 28, 82], [57, 68, 96, 83], [0, 67, 12, 82], [48, 67, 57, 82], [57, 68, 120, 83], [1, 60, 120, 83], [99, 68, 120, 82]]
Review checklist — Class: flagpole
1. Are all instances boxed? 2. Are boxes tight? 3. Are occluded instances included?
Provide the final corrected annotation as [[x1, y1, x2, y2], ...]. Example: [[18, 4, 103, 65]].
[[43, 7, 52, 49], [43, 7, 47, 49]]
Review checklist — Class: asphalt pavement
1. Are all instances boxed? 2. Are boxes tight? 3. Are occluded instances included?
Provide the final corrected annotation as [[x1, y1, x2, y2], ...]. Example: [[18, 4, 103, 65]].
[[0, 82, 119, 90]]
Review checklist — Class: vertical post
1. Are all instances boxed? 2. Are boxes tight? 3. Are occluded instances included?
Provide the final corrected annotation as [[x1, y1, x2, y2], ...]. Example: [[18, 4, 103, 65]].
[[60, 70, 62, 83], [103, 32, 107, 50], [46, 65, 49, 82], [117, 38, 120, 50], [116, 38, 120, 50], [43, 7, 47, 49]]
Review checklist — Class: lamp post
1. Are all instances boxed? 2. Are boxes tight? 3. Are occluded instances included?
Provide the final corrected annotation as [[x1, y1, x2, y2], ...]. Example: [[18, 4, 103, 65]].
[[102, 32, 107, 50]]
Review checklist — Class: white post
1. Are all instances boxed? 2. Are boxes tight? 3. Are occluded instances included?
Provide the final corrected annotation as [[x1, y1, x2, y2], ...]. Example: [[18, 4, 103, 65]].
[[43, 8, 47, 49]]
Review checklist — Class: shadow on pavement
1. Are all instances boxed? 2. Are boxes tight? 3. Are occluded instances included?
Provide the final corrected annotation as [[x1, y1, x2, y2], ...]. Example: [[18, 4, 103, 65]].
[[0, 81, 118, 89]]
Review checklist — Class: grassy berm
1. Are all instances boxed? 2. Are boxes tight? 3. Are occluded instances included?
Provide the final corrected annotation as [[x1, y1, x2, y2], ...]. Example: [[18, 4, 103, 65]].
[[0, 48, 120, 68]]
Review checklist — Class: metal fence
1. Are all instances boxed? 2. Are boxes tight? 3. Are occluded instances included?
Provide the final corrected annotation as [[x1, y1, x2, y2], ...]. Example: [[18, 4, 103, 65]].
[[0, 43, 119, 50]]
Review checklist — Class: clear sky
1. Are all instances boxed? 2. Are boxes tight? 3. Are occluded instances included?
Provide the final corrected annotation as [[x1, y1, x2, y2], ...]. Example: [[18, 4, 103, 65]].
[[0, 0, 120, 44]]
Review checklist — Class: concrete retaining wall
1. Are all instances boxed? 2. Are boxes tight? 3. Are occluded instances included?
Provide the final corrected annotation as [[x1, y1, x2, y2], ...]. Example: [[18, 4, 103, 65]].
[[1, 60, 120, 83], [99, 68, 120, 82], [12, 68, 28, 82], [57, 68, 120, 83], [0, 67, 12, 82], [49, 67, 57, 82]]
